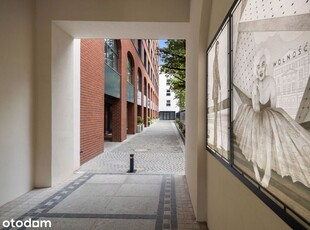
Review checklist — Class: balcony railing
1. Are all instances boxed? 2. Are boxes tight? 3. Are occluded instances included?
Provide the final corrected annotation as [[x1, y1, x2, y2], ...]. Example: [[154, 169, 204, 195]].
[[104, 64, 120, 98], [144, 95, 147, 108], [137, 91, 142, 106], [127, 82, 134, 103]]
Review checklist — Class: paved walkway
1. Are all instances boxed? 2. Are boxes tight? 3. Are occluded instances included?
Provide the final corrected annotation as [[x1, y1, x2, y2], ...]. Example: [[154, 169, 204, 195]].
[[0, 121, 207, 230], [79, 120, 185, 174]]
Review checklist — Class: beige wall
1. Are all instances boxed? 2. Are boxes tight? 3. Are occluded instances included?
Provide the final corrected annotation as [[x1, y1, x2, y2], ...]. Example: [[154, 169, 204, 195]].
[[51, 24, 79, 185], [207, 0, 234, 43], [185, 0, 211, 220], [34, 0, 52, 187], [46, 0, 190, 22], [0, 0, 34, 206], [206, 154, 290, 230]]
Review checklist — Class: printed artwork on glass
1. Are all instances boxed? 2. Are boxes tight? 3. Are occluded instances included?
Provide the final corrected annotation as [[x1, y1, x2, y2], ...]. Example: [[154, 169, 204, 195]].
[[232, 0, 310, 223], [207, 23, 230, 159]]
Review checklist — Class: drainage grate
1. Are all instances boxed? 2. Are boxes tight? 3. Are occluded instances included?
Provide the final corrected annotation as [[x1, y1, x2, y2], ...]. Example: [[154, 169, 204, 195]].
[[134, 148, 148, 152]]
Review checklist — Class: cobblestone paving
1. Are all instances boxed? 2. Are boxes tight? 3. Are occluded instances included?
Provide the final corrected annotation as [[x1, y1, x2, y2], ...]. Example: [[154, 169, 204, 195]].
[[79, 121, 185, 175]]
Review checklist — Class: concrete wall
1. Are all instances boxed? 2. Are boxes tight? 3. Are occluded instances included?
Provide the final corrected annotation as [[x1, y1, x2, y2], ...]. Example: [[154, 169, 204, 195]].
[[35, 0, 52, 187], [185, 0, 211, 221], [51, 24, 80, 185], [206, 155, 290, 230], [73, 39, 81, 171], [0, 0, 34, 206]]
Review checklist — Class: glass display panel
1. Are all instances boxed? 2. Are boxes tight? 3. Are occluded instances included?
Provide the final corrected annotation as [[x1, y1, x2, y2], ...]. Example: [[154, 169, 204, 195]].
[[207, 23, 230, 160], [232, 0, 310, 223]]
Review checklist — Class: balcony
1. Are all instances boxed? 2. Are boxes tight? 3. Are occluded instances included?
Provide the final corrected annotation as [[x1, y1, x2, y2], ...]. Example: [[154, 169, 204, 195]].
[[137, 91, 142, 106], [127, 82, 134, 103], [104, 64, 120, 98], [144, 95, 147, 107]]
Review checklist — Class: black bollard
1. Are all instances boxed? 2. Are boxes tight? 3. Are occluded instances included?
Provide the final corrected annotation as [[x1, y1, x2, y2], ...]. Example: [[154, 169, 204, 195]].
[[128, 154, 136, 173]]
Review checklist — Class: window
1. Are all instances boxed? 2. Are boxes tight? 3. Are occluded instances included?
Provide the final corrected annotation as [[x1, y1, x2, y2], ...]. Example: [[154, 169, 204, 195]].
[[104, 39, 119, 72], [166, 79, 171, 85], [137, 70, 142, 91], [166, 89, 171, 96], [127, 54, 134, 83], [138, 40, 142, 57], [144, 50, 147, 68], [144, 79, 147, 96], [166, 100, 171, 107]]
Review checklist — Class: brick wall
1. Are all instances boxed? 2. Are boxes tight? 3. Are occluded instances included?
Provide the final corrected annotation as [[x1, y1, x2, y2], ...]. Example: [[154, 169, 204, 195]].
[[79, 39, 158, 162], [80, 39, 104, 164]]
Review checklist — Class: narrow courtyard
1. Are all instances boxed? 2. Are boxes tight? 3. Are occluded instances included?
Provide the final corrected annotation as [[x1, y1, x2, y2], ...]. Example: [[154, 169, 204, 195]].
[[0, 121, 207, 230], [80, 120, 185, 175]]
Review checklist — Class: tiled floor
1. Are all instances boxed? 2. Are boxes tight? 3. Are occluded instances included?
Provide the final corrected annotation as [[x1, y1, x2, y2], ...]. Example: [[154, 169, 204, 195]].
[[0, 121, 208, 229], [0, 174, 207, 230]]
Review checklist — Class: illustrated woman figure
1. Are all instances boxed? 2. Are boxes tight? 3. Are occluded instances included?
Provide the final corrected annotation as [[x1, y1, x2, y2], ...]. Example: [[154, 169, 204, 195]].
[[234, 49, 310, 188], [212, 41, 221, 147]]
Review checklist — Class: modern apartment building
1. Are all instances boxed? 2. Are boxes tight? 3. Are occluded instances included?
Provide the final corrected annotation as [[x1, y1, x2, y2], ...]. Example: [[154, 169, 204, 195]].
[[80, 39, 159, 163], [158, 73, 179, 120]]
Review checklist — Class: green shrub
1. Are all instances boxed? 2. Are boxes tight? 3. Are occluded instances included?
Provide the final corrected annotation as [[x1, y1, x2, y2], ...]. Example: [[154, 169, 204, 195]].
[[137, 116, 143, 125]]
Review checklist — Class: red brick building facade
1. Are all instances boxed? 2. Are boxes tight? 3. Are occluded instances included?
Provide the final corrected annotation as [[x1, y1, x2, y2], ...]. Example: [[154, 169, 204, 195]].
[[80, 39, 159, 164]]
